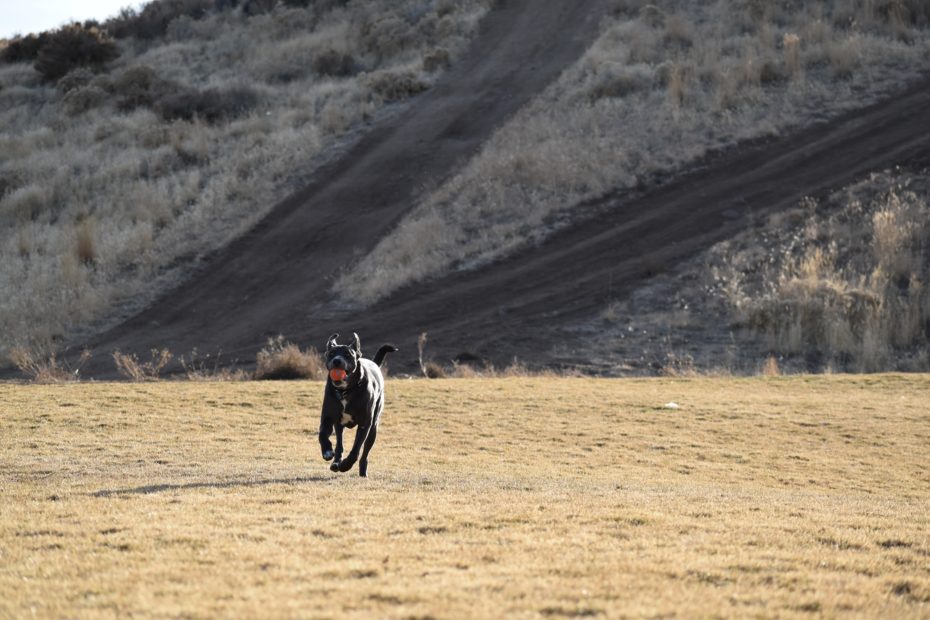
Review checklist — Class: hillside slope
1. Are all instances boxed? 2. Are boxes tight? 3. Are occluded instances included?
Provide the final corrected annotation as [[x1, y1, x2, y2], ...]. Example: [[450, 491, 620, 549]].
[[67, 0, 611, 377]]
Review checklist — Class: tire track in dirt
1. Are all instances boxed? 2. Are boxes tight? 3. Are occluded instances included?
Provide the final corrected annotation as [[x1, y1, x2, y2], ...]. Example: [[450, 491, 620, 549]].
[[67, 0, 611, 377]]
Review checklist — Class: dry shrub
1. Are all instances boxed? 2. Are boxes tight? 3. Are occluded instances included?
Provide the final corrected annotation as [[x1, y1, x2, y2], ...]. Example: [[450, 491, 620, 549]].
[[155, 85, 260, 124], [74, 219, 97, 265], [660, 352, 697, 377], [254, 336, 325, 380], [9, 346, 90, 383], [782, 33, 801, 79], [34, 24, 119, 82], [180, 350, 248, 381], [424, 361, 447, 378], [113, 348, 173, 381], [312, 49, 358, 78], [57, 67, 95, 94], [61, 85, 108, 115], [826, 36, 861, 79], [112, 65, 169, 111], [588, 63, 653, 100], [423, 48, 451, 72], [760, 355, 781, 376], [366, 70, 429, 102]]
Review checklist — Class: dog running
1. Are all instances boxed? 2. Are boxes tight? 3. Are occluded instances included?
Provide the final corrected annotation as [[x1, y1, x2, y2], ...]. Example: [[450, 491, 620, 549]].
[[319, 332, 397, 477]]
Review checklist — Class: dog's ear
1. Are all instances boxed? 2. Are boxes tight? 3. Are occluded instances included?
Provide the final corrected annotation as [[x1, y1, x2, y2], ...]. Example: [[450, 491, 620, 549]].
[[326, 333, 339, 350], [349, 332, 361, 356]]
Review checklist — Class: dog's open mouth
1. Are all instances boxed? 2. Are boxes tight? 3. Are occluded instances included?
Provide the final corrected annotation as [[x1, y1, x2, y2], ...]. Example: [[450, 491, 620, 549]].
[[329, 368, 347, 382]]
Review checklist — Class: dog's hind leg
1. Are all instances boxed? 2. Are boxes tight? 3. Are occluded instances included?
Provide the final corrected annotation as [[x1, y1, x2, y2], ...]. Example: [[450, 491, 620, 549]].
[[329, 424, 345, 472], [336, 423, 372, 473], [358, 424, 378, 478]]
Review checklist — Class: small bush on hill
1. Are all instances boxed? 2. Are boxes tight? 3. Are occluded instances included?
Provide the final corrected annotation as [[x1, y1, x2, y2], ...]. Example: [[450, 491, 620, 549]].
[[1, 32, 50, 63], [61, 85, 108, 115], [312, 49, 358, 77], [254, 336, 325, 380], [112, 65, 170, 111], [105, 0, 214, 40], [34, 24, 119, 81], [56, 67, 96, 93], [366, 70, 429, 102], [155, 85, 259, 123], [422, 48, 451, 72]]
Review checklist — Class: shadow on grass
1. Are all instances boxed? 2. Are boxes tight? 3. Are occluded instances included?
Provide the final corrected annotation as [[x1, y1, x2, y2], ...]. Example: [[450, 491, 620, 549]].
[[91, 475, 330, 497]]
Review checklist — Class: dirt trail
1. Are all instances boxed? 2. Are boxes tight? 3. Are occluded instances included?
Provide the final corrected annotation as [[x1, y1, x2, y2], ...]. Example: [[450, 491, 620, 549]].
[[69, 0, 610, 377]]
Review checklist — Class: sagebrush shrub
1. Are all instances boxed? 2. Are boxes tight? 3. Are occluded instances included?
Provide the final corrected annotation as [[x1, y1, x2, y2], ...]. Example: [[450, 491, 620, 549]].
[[112, 65, 169, 111], [61, 85, 108, 115], [366, 70, 428, 102], [56, 67, 96, 93], [155, 85, 259, 123], [312, 49, 358, 77], [422, 48, 451, 72], [34, 24, 119, 81]]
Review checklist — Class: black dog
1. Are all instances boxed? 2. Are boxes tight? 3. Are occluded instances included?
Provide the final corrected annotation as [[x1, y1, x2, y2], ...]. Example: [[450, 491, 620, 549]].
[[319, 332, 397, 477]]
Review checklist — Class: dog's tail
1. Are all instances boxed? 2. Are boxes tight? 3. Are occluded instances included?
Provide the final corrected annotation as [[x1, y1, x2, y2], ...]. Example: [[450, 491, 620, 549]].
[[372, 344, 398, 367]]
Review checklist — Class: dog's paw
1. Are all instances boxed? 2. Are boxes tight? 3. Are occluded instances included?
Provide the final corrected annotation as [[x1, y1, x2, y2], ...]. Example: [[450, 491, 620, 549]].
[[322, 449, 334, 461], [337, 459, 355, 473], [329, 461, 341, 472]]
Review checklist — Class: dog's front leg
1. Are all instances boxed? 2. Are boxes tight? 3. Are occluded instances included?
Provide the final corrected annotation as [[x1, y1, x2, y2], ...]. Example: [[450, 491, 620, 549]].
[[337, 424, 371, 473], [329, 424, 345, 472], [319, 416, 335, 461]]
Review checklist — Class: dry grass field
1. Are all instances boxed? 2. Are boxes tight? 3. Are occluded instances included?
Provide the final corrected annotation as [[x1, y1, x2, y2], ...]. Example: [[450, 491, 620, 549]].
[[3, 376, 929, 618]]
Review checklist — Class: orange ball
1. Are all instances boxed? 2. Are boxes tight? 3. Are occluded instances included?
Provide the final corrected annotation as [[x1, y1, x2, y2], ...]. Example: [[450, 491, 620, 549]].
[[329, 368, 347, 382]]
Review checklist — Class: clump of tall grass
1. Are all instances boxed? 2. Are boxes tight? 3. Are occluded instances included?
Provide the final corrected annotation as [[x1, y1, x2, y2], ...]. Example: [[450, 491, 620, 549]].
[[9, 346, 91, 383], [113, 348, 173, 381], [253, 335, 325, 380], [708, 171, 930, 372]]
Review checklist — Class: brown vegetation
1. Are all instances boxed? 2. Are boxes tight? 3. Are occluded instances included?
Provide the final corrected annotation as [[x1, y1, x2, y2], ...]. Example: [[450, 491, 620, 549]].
[[253, 335, 325, 380]]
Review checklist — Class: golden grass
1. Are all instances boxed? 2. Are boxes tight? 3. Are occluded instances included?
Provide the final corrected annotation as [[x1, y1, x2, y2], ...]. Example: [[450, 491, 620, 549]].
[[2, 376, 930, 618]]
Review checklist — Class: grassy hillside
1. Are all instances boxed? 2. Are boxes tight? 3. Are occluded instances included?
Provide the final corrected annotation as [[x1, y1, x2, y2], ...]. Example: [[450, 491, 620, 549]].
[[343, 0, 930, 303], [0, 0, 490, 361], [3, 376, 929, 617]]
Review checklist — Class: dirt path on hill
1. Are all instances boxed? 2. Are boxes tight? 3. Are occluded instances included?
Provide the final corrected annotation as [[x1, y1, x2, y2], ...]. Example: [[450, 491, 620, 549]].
[[63, 0, 611, 378]]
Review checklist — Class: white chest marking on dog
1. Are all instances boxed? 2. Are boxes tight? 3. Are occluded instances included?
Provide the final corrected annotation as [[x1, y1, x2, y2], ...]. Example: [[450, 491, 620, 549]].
[[340, 396, 351, 425]]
